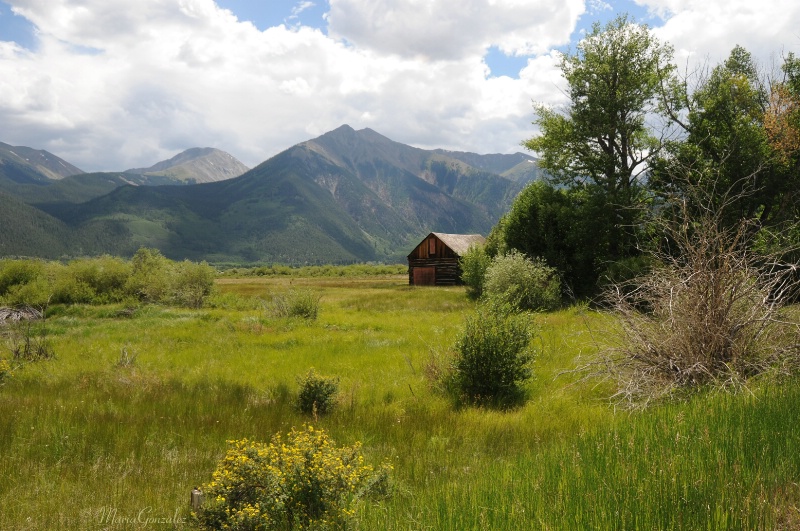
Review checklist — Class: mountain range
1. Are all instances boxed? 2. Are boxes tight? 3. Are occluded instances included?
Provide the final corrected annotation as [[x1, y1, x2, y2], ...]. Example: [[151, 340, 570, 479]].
[[0, 125, 539, 264]]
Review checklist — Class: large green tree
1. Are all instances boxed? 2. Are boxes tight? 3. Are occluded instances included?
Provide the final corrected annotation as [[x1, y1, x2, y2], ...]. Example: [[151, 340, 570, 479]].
[[653, 46, 800, 237], [524, 14, 677, 261], [508, 15, 675, 291]]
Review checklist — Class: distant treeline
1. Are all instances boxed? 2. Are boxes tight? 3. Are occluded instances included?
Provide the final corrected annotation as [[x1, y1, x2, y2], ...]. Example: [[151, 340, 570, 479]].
[[0, 248, 215, 308], [218, 263, 407, 278]]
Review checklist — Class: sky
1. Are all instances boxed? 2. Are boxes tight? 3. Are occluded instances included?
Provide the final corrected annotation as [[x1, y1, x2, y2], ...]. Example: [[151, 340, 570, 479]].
[[0, 0, 799, 172]]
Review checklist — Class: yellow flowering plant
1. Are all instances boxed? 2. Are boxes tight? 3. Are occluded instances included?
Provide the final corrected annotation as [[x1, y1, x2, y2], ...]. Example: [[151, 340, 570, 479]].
[[194, 425, 391, 530], [0, 358, 10, 383]]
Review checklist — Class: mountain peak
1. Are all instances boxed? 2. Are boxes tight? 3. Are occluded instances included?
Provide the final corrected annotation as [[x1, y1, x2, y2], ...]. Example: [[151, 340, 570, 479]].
[[0, 141, 84, 181], [125, 147, 249, 183]]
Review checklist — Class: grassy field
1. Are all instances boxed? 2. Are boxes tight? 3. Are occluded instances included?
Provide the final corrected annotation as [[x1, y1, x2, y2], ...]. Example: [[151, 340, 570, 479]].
[[1, 275, 799, 529]]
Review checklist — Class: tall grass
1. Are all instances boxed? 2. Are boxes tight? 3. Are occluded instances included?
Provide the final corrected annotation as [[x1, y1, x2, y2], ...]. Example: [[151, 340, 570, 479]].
[[359, 383, 800, 529], [0, 275, 797, 529]]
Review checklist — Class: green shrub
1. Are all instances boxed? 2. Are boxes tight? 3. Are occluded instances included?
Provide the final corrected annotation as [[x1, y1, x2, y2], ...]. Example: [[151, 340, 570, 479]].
[[297, 369, 339, 416], [51, 273, 96, 305], [170, 260, 216, 308], [124, 249, 216, 308], [450, 303, 535, 408], [483, 250, 561, 311], [3, 276, 52, 307], [195, 426, 392, 530], [125, 248, 172, 303], [459, 244, 491, 299], [49, 256, 132, 304], [268, 289, 321, 320], [0, 259, 44, 296], [0, 260, 49, 306]]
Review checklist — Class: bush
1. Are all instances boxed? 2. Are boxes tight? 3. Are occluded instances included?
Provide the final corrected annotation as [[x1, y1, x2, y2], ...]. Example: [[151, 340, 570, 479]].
[[0, 358, 11, 384], [602, 178, 800, 405], [268, 289, 321, 320], [450, 303, 534, 407], [125, 248, 172, 303], [170, 260, 216, 308], [0, 260, 49, 306], [500, 181, 615, 298], [459, 244, 491, 299], [0, 259, 44, 296], [3, 276, 52, 308], [195, 426, 392, 531], [125, 249, 216, 308], [2, 252, 217, 308], [6, 320, 55, 362], [297, 369, 339, 416], [483, 251, 561, 312], [50, 256, 132, 304]]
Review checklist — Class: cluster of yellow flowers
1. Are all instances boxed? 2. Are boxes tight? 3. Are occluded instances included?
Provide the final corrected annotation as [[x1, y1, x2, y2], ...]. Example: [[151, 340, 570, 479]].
[[195, 425, 391, 530], [0, 359, 11, 383]]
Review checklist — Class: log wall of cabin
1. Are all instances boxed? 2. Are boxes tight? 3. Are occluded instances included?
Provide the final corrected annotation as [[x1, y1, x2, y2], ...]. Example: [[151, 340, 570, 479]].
[[408, 257, 462, 285]]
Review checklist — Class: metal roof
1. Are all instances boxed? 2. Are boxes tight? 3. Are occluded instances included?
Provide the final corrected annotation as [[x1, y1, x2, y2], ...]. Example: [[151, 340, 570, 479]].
[[430, 232, 486, 255]]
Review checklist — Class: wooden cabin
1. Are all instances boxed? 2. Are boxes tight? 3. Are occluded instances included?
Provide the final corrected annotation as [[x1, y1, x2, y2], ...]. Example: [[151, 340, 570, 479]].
[[407, 232, 486, 286]]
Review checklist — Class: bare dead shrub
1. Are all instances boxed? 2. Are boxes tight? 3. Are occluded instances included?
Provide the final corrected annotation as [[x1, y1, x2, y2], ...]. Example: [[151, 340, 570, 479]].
[[599, 176, 800, 406], [6, 319, 55, 362]]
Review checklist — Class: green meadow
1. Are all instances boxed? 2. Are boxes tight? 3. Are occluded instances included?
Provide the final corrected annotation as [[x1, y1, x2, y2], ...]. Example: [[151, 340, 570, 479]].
[[1, 274, 799, 529]]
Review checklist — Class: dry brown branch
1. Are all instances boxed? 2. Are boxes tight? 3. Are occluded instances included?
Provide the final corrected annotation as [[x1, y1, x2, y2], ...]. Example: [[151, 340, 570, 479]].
[[0, 306, 43, 324], [597, 173, 800, 406]]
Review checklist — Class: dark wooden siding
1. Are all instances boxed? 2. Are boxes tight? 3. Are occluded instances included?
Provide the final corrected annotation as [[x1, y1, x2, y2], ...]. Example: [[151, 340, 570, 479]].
[[413, 266, 436, 286], [408, 257, 462, 285], [408, 234, 459, 260], [407, 234, 463, 286]]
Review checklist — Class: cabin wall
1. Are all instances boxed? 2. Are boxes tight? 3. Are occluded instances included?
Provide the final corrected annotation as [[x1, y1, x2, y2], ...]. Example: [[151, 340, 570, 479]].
[[408, 257, 462, 285], [407, 235, 459, 260], [407, 235, 463, 285]]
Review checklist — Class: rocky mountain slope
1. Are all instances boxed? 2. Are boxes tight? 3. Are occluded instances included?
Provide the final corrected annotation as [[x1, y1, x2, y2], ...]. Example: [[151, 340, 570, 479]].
[[1, 126, 539, 263]]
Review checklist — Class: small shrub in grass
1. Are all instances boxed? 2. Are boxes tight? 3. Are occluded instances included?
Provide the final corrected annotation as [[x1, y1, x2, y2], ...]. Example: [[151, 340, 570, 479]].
[[460, 244, 491, 299], [483, 250, 561, 312], [195, 425, 392, 531], [268, 289, 321, 320], [297, 369, 339, 416], [450, 302, 535, 408], [115, 347, 137, 368], [6, 320, 55, 362], [125, 247, 171, 303], [170, 260, 216, 308]]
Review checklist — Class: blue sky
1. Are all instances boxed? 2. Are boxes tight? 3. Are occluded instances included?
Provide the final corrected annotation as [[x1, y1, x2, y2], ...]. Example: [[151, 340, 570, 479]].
[[0, 2, 34, 48], [0, 0, 796, 171]]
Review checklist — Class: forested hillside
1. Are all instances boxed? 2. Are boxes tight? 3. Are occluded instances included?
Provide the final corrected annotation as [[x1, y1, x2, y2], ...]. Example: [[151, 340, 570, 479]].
[[0, 126, 539, 263]]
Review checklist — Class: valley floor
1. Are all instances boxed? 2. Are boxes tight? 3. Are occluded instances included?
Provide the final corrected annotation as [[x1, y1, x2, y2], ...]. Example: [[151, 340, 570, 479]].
[[1, 276, 798, 529]]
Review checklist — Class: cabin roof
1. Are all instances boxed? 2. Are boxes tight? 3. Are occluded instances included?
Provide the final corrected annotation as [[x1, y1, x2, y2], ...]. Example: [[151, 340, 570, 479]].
[[429, 232, 486, 256]]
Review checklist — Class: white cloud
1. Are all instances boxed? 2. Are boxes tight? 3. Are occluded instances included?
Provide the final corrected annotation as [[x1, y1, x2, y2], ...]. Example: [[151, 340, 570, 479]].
[[637, 0, 800, 65], [327, 0, 584, 59], [0, 0, 798, 171]]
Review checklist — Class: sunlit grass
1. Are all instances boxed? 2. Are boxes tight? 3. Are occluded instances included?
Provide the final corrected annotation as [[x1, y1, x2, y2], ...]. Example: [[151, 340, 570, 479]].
[[0, 275, 798, 529]]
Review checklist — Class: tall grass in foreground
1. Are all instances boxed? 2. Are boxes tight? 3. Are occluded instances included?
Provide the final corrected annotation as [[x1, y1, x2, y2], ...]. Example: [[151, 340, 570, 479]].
[[360, 383, 800, 529], [0, 276, 798, 529]]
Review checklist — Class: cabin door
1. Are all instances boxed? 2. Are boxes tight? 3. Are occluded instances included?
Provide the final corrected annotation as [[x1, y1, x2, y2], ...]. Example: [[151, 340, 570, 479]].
[[413, 267, 435, 286]]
